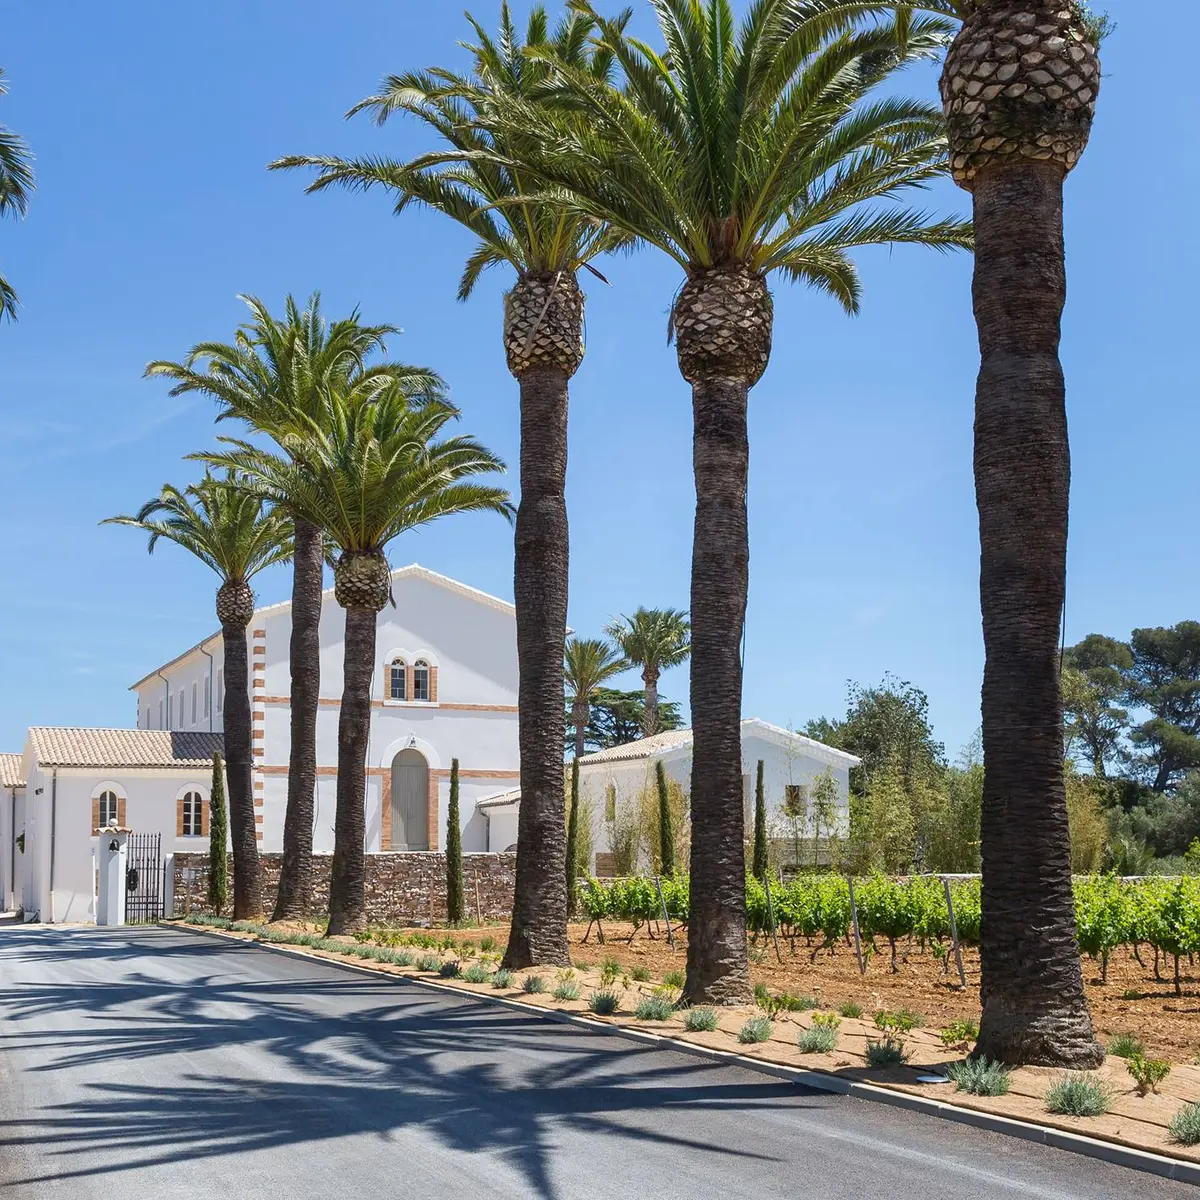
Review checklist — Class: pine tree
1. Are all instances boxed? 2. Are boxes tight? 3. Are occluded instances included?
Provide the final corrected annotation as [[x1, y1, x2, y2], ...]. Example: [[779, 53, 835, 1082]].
[[656, 760, 675, 876], [446, 757, 465, 925], [752, 759, 769, 882], [565, 758, 581, 914], [208, 752, 229, 915]]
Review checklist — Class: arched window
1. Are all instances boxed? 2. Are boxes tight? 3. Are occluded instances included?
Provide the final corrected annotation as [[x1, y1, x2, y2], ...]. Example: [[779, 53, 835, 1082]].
[[93, 788, 125, 834], [180, 790, 206, 838], [389, 658, 407, 701], [98, 791, 119, 828], [412, 659, 430, 702]]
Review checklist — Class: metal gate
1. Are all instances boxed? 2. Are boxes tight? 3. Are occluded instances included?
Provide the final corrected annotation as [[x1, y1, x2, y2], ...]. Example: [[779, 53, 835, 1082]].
[[124, 832, 163, 924]]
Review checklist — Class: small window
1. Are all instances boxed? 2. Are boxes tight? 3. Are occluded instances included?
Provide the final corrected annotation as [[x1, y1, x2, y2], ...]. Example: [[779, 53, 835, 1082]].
[[216, 669, 224, 713], [389, 659, 407, 701], [204, 677, 211, 717], [98, 790, 119, 828], [182, 791, 205, 837], [158, 699, 164, 729], [191, 682, 198, 723], [413, 659, 430, 702], [177, 690, 185, 728], [604, 784, 617, 822]]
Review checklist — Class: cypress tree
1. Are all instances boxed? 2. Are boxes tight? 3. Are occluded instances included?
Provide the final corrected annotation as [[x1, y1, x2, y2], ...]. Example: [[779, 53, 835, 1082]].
[[752, 759, 769, 881], [565, 758, 580, 915], [208, 752, 229, 914], [446, 757, 465, 924], [655, 759, 675, 876]]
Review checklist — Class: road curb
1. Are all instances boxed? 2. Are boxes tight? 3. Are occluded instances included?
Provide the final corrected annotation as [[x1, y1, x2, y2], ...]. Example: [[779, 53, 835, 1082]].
[[172, 924, 1200, 1187]]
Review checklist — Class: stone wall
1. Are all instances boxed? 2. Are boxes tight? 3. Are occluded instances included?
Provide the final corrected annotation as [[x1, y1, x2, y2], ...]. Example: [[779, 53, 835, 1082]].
[[172, 851, 516, 923]]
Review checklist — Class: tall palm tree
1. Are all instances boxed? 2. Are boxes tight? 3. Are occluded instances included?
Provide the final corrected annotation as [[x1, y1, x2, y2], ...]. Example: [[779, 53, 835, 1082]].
[[480, 0, 971, 1004], [0, 68, 35, 320], [104, 474, 293, 919], [605, 608, 691, 738], [875, 0, 1103, 1067], [202, 386, 510, 934], [145, 294, 440, 922], [271, 3, 630, 969], [564, 636, 626, 760]]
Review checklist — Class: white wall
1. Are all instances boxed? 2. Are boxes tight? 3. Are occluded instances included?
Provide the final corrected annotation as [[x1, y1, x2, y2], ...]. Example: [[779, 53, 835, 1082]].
[[0, 785, 24, 912]]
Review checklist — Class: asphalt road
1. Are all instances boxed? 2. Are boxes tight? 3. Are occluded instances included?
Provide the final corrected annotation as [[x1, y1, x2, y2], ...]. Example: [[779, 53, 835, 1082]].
[[0, 925, 1192, 1200]]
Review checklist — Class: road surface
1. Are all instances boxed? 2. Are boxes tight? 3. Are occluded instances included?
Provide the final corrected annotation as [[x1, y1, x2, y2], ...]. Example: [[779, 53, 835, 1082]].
[[0, 925, 1191, 1199]]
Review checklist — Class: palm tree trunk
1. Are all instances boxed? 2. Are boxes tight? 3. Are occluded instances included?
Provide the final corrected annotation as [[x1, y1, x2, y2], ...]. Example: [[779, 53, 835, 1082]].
[[221, 620, 261, 919], [682, 375, 752, 1005], [326, 604, 375, 935], [503, 363, 571, 969], [572, 699, 588, 762], [273, 518, 322, 921], [971, 162, 1102, 1068], [642, 668, 661, 738]]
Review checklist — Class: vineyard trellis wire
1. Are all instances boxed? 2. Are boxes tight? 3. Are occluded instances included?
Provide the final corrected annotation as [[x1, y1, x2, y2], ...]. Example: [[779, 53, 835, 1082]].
[[576, 872, 1200, 992]]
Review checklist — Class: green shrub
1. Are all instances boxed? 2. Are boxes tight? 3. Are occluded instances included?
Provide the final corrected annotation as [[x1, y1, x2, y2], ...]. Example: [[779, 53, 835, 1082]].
[[459, 940, 476, 955], [438, 960, 461, 978], [874, 1009, 920, 1035], [553, 979, 581, 1001], [1120, 988, 1140, 1001], [684, 1007, 719, 1032], [797, 1024, 838, 1054], [864, 1038, 908, 1067], [491, 969, 515, 989], [1126, 1053, 1171, 1096], [1107, 1032, 1144, 1059], [838, 1001, 864, 1019], [630, 965, 651, 982], [416, 954, 442, 972], [663, 969, 685, 989], [1045, 1073, 1112, 1117], [393, 950, 415, 966], [738, 1016, 772, 1044], [946, 1058, 1010, 1097], [463, 963, 490, 983], [634, 994, 675, 1021], [523, 974, 546, 994], [940, 1020, 979, 1047], [480, 936, 497, 952], [811, 1011, 842, 1030], [588, 989, 620, 1015], [600, 957, 622, 986], [1169, 1101, 1200, 1146]]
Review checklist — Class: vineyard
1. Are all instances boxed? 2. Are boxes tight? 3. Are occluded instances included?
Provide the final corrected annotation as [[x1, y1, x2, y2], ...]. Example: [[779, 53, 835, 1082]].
[[577, 873, 1200, 991]]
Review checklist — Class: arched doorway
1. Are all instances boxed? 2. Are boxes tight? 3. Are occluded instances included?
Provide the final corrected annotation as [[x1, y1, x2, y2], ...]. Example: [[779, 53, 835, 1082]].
[[390, 748, 430, 850]]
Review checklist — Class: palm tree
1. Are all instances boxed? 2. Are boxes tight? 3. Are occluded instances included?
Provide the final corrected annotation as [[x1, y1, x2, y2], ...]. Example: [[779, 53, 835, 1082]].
[[104, 474, 293, 919], [605, 609, 691, 738], [270, 3, 630, 969], [0, 68, 35, 320], [202, 386, 510, 934], [481, 0, 971, 1003], [145, 294, 440, 922], [564, 636, 626, 760]]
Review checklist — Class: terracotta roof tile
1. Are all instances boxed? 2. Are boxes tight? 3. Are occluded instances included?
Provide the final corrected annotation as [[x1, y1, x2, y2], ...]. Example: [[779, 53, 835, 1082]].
[[28, 728, 223, 770], [0, 753, 24, 789]]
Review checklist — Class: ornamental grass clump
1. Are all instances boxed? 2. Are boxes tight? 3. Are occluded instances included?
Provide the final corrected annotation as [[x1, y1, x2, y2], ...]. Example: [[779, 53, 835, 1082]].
[[838, 1001, 863, 1019], [864, 1039, 908, 1067], [634, 994, 675, 1022], [588, 989, 620, 1016], [416, 954, 442, 972], [1107, 1033, 1144, 1059], [1126, 1053, 1171, 1096], [684, 1007, 719, 1032], [491, 969, 515, 989], [1045, 1073, 1113, 1117], [523, 974, 546, 994], [438, 960, 462, 978], [392, 950, 415, 967], [630, 965, 651, 982], [553, 978, 581, 1002], [463, 963, 490, 983], [1169, 1102, 1200, 1146], [663, 970, 685, 989], [738, 1016, 772, 1044], [946, 1058, 1011, 1097], [797, 1024, 838, 1054]]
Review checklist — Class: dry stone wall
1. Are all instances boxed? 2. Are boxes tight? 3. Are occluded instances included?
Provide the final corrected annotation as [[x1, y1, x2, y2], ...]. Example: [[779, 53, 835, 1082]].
[[173, 851, 516, 923]]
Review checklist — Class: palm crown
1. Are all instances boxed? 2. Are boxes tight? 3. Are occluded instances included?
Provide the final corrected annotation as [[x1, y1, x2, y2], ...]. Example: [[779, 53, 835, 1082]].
[[606, 608, 691, 679], [468, 0, 972, 309], [565, 636, 626, 705], [104, 473, 293, 586], [0, 68, 35, 320], [199, 386, 512, 558], [270, 4, 632, 300]]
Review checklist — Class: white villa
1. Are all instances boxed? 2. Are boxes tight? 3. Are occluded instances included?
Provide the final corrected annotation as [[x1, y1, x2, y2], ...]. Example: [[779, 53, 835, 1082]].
[[1, 562, 858, 920]]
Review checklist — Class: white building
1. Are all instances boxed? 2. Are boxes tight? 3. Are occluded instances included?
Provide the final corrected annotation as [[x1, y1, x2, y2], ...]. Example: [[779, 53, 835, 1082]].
[[1, 753, 26, 913], [482, 718, 861, 874], [10, 564, 522, 921]]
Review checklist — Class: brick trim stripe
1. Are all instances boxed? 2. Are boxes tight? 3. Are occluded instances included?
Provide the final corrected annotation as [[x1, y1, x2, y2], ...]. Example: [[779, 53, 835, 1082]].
[[256, 765, 519, 779], [259, 696, 518, 713]]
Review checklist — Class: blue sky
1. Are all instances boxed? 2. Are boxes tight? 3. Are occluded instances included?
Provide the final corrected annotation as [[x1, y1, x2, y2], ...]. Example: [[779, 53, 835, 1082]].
[[0, 1, 1186, 759]]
